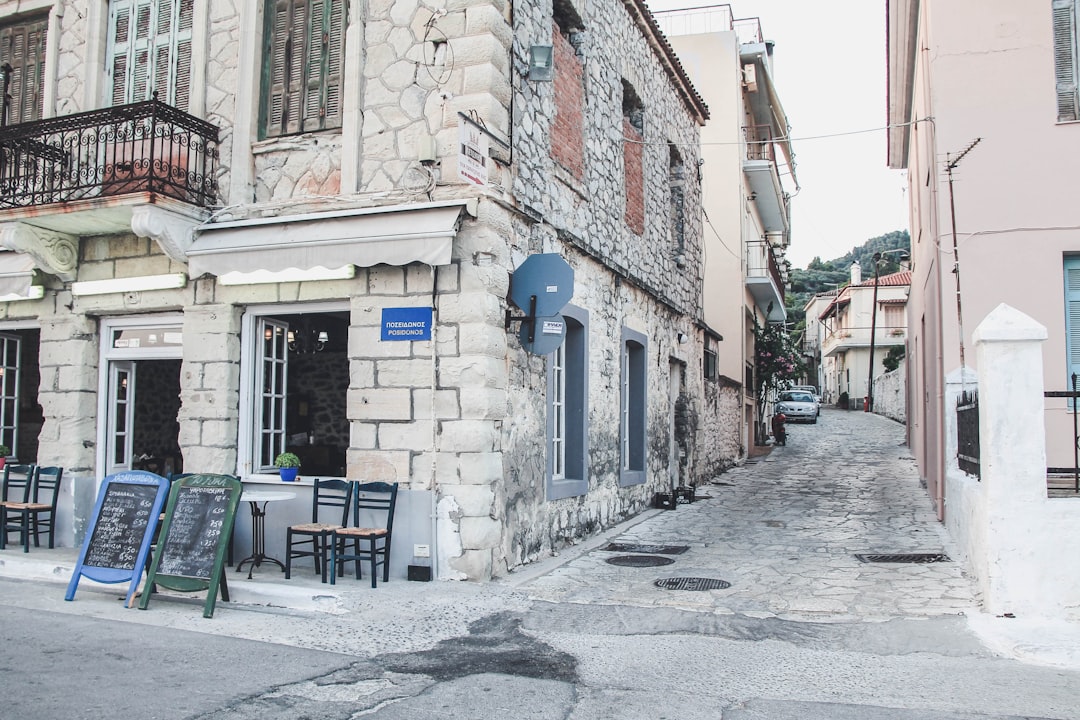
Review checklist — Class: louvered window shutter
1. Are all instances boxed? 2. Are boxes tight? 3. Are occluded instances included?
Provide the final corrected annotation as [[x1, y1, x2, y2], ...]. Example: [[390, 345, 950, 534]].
[[262, 0, 345, 138], [1064, 257, 1080, 407], [0, 17, 47, 124], [107, 0, 192, 109], [1054, 0, 1079, 122]]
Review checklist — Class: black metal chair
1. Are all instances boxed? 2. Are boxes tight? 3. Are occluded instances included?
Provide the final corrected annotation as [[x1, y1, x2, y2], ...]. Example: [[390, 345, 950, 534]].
[[1, 465, 61, 552], [284, 478, 352, 583], [0, 464, 34, 550], [329, 481, 398, 587]]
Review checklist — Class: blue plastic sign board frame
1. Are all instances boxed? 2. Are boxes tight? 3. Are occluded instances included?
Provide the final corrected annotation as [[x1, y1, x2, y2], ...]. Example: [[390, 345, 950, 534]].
[[381, 307, 433, 341], [65, 471, 169, 608], [508, 253, 574, 317]]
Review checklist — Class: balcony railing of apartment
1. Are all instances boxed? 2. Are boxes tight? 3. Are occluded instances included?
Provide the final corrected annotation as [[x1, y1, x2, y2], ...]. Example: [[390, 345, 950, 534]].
[[0, 96, 220, 210], [652, 5, 763, 44], [743, 124, 777, 166], [745, 239, 784, 293]]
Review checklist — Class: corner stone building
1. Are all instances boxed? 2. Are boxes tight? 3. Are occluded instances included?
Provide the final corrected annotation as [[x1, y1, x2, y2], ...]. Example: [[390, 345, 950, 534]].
[[0, 0, 710, 580]]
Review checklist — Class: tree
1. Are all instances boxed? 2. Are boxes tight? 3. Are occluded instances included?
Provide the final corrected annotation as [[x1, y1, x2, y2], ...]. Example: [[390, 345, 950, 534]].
[[882, 345, 906, 372], [753, 320, 806, 444]]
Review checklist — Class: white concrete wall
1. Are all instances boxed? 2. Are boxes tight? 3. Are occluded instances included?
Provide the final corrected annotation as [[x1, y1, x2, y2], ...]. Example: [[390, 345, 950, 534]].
[[945, 306, 1080, 619], [873, 360, 906, 424]]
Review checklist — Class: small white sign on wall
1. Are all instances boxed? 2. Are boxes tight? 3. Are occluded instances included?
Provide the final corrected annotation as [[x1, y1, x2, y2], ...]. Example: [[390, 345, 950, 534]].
[[458, 121, 488, 187]]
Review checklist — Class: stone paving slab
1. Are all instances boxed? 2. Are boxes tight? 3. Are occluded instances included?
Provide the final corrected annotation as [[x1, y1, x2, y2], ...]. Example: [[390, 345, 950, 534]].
[[518, 408, 979, 621]]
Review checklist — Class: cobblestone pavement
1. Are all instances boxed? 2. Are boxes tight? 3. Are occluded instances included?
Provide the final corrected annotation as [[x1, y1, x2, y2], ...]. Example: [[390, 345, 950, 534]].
[[519, 408, 978, 622]]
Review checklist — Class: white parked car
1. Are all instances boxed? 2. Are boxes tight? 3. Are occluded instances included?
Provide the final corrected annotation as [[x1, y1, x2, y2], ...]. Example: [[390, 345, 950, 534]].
[[776, 390, 819, 423], [790, 385, 822, 405]]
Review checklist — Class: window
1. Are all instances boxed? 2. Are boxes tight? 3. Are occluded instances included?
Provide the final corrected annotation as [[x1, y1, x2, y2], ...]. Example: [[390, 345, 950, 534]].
[[547, 306, 588, 499], [704, 347, 717, 381], [261, 0, 347, 139], [551, 5, 585, 180], [1056, 1, 1080, 121], [0, 333, 21, 455], [669, 145, 686, 255], [242, 306, 350, 477], [107, 0, 193, 111], [619, 327, 647, 486], [1064, 256, 1080, 405], [622, 81, 645, 234], [0, 14, 47, 124]]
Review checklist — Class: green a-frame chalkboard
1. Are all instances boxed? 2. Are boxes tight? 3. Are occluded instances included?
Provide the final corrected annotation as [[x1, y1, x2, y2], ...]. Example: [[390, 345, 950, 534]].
[[140, 474, 241, 618]]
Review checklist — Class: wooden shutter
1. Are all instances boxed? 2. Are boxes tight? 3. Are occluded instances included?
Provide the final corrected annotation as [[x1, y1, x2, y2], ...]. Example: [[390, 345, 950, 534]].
[[263, 0, 345, 137], [108, 0, 192, 109], [1065, 257, 1080, 405], [1054, 0, 1079, 122], [0, 16, 47, 124]]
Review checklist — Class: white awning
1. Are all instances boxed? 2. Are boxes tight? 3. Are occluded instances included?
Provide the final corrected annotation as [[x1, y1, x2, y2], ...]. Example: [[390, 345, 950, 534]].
[[187, 200, 474, 279], [0, 251, 37, 298]]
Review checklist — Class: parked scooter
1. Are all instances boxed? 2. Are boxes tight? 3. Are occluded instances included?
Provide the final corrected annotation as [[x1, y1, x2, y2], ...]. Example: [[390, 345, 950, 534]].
[[771, 411, 787, 446]]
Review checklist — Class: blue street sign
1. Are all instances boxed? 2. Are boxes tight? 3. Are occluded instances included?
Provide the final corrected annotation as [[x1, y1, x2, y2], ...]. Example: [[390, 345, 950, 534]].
[[381, 307, 433, 341]]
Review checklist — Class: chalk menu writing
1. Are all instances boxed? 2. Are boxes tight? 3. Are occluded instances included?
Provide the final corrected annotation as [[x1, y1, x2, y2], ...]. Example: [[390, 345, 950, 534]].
[[157, 484, 231, 579], [83, 482, 158, 570]]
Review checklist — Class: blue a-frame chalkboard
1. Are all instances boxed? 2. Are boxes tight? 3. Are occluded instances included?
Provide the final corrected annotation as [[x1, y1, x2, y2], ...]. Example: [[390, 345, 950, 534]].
[[65, 471, 170, 607]]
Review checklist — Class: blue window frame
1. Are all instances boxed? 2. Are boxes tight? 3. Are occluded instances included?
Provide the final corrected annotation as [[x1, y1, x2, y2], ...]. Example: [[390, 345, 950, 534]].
[[1064, 256, 1080, 406], [619, 326, 647, 486], [547, 305, 588, 499]]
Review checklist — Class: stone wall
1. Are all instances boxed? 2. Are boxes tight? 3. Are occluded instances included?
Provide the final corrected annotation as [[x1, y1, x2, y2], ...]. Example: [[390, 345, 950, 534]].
[[699, 379, 744, 479]]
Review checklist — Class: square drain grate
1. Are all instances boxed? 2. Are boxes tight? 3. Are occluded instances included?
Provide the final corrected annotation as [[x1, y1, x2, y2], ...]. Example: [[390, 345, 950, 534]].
[[654, 577, 731, 591], [855, 553, 951, 564], [606, 555, 675, 567], [602, 543, 689, 555]]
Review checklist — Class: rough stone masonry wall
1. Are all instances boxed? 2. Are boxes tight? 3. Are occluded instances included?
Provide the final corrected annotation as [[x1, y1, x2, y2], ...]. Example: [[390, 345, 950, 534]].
[[495, 0, 706, 569]]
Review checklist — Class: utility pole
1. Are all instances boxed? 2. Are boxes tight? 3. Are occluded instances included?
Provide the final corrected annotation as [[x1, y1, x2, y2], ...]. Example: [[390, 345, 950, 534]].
[[945, 138, 981, 374]]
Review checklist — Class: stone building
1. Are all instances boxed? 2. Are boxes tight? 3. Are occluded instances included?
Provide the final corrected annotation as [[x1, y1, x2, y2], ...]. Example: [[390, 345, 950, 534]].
[[0, 0, 708, 579]]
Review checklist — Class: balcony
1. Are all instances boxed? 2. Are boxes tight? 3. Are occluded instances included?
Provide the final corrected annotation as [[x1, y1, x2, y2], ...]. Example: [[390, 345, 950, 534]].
[[745, 240, 785, 321], [0, 97, 220, 236], [743, 124, 789, 236]]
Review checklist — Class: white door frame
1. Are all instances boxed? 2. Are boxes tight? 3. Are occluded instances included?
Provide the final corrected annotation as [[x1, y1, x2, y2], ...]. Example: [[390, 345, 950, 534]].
[[96, 315, 184, 481]]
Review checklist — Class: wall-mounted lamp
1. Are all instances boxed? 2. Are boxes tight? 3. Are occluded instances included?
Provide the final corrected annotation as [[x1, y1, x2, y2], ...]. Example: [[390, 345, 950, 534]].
[[677, 332, 689, 344], [528, 45, 554, 81]]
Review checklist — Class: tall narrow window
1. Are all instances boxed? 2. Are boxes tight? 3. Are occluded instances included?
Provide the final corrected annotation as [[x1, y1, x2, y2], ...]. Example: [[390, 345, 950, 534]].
[[261, 0, 347, 139], [619, 327, 647, 486], [1054, 0, 1080, 122], [257, 317, 290, 470], [669, 145, 686, 256], [0, 333, 21, 455], [0, 15, 47, 124], [107, 0, 194, 111], [1064, 256, 1080, 407], [622, 80, 645, 235], [548, 306, 588, 499], [551, 6, 585, 181]]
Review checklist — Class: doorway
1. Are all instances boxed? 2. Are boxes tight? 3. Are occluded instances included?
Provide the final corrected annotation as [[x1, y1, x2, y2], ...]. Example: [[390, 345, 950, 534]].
[[98, 319, 183, 477]]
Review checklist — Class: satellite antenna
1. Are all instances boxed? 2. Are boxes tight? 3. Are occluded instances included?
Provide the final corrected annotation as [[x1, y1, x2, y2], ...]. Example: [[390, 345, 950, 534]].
[[505, 253, 574, 354]]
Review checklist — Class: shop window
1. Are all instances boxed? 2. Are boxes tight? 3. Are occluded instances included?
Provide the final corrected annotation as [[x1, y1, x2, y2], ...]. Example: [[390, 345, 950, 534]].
[[243, 307, 349, 476]]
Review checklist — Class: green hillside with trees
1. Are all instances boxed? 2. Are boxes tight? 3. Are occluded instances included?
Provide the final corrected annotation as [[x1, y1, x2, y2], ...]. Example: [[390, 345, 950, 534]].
[[785, 230, 910, 334]]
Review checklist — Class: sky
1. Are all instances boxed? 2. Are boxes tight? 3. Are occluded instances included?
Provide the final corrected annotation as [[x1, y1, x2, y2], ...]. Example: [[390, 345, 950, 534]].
[[645, 0, 910, 269]]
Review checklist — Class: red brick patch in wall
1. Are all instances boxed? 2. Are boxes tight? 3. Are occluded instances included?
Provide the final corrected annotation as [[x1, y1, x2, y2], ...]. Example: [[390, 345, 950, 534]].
[[552, 26, 585, 181], [624, 118, 645, 234]]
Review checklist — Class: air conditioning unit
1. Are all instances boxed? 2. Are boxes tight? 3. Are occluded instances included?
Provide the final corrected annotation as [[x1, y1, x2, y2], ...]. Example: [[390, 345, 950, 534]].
[[742, 63, 758, 92]]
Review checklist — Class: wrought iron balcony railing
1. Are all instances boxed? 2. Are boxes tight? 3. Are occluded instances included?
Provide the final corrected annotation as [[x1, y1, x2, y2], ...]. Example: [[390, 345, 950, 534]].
[[0, 96, 219, 210]]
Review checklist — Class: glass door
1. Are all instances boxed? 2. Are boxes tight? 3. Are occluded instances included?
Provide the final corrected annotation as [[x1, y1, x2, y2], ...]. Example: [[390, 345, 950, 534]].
[[107, 361, 136, 475]]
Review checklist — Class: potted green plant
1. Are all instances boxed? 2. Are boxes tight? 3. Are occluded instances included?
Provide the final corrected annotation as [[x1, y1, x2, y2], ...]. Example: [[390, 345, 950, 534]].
[[0, 445, 9, 470], [274, 452, 301, 482]]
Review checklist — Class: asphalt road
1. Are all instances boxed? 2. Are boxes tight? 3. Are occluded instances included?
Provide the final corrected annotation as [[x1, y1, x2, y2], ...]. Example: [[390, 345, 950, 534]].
[[2, 582, 1079, 720]]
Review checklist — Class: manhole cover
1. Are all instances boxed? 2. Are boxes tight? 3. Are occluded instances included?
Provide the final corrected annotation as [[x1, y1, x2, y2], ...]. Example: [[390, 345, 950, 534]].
[[602, 543, 689, 555], [855, 553, 951, 564], [654, 577, 731, 591], [606, 555, 675, 567]]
